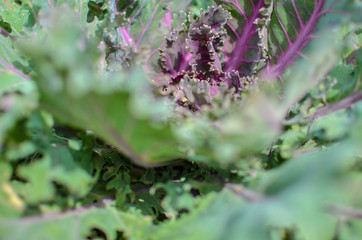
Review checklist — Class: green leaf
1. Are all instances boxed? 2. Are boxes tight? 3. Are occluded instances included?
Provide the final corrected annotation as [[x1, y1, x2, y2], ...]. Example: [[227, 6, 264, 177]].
[[0, 15, 12, 34], [326, 64, 359, 103], [309, 110, 352, 141], [278, 125, 308, 159], [153, 139, 361, 240], [86, 0, 108, 23], [49, 147, 95, 197], [16, 157, 55, 204], [0, 162, 24, 218], [16, 10, 185, 166], [176, 89, 283, 166], [5, 141, 36, 160], [0, 93, 37, 145], [13, 146, 94, 204], [107, 172, 133, 206], [0, 204, 153, 240], [340, 220, 362, 240], [282, 27, 351, 109], [0, 72, 33, 93], [0, 0, 28, 34]]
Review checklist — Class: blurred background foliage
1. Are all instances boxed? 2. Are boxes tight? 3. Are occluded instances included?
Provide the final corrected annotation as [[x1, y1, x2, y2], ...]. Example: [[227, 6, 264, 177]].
[[0, 0, 361, 240]]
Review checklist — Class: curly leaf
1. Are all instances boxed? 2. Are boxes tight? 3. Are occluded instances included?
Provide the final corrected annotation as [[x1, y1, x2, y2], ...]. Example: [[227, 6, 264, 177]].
[[0, 203, 153, 240], [215, 0, 266, 75], [187, 6, 230, 74], [158, 28, 191, 76]]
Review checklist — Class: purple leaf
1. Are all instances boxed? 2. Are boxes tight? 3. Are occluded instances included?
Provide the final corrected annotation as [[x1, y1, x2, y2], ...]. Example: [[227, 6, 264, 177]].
[[261, 0, 327, 80], [157, 6, 230, 90], [187, 6, 230, 74], [214, 0, 266, 75]]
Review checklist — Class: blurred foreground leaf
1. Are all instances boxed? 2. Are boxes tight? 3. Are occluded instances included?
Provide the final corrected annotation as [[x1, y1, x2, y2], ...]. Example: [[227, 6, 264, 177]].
[[0, 202, 153, 240], [16, 10, 185, 166]]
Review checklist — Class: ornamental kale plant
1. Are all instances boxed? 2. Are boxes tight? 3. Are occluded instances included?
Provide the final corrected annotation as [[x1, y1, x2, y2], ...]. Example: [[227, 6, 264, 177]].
[[0, 0, 361, 240]]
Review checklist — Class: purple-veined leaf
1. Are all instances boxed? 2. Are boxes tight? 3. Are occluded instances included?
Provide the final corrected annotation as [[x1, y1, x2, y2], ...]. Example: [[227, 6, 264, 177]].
[[105, 0, 196, 72], [158, 6, 230, 78], [113, 0, 170, 51], [156, 6, 231, 109], [214, 0, 266, 75], [261, 0, 361, 80], [262, 0, 325, 80], [158, 23, 191, 77]]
